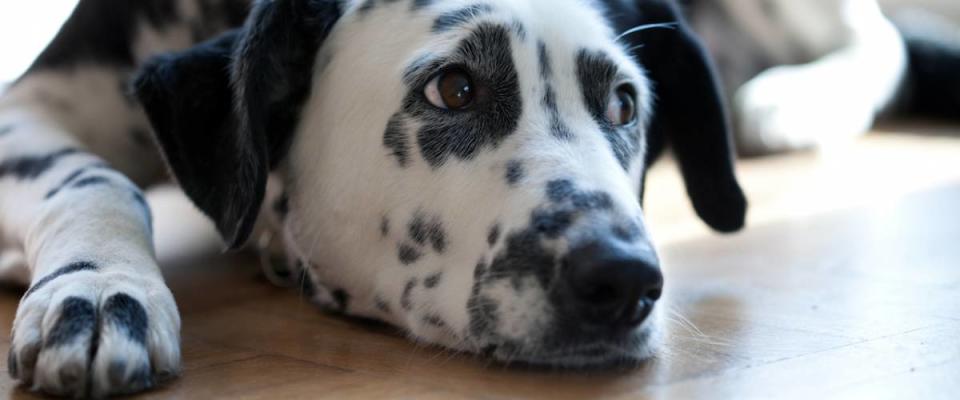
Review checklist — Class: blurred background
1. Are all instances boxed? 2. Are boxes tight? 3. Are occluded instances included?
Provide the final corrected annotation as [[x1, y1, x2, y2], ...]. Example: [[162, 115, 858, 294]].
[[1, 0, 956, 262], [0, 1, 957, 398], [0, 1, 78, 87], [1, 0, 958, 85]]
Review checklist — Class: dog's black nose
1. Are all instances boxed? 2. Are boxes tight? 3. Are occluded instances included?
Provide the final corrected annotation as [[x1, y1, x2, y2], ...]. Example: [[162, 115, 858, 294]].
[[562, 238, 662, 328]]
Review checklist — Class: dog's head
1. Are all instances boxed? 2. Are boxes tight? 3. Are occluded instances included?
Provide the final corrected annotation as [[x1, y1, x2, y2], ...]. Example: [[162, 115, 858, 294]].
[[135, 0, 745, 367]]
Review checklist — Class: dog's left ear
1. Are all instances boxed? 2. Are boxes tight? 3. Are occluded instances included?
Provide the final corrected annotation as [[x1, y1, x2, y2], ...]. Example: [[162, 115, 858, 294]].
[[606, 0, 747, 233], [134, 0, 343, 248]]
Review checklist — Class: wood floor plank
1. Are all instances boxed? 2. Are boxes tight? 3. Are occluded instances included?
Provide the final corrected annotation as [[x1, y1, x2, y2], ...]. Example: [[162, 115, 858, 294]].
[[140, 356, 477, 400], [647, 322, 960, 399]]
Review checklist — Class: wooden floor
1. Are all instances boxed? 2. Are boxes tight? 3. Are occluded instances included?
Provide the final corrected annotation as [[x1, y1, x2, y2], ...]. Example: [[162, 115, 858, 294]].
[[1, 123, 959, 399]]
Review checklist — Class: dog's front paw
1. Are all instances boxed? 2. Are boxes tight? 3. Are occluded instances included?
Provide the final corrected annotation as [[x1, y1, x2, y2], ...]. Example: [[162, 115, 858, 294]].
[[8, 268, 180, 398], [734, 65, 875, 156]]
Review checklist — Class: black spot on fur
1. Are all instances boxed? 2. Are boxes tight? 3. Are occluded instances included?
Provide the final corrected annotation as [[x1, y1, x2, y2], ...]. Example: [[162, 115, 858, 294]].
[[576, 49, 640, 170], [401, 279, 418, 311], [488, 223, 501, 246], [550, 114, 574, 140], [273, 193, 290, 219], [130, 189, 153, 232], [332, 289, 350, 312], [429, 227, 446, 254], [24, 261, 98, 299], [383, 114, 411, 167], [532, 209, 575, 239], [424, 273, 442, 289], [613, 220, 643, 242], [374, 296, 391, 314], [546, 179, 575, 203], [542, 85, 558, 111], [543, 86, 574, 140], [405, 23, 522, 168], [44, 163, 109, 199], [511, 20, 527, 41], [537, 43, 573, 140], [380, 216, 391, 237], [423, 315, 446, 328], [108, 360, 152, 392], [467, 261, 499, 338], [71, 176, 111, 189], [44, 297, 96, 348], [0, 148, 80, 181], [103, 293, 148, 346], [538, 41, 552, 79], [478, 225, 560, 319], [570, 191, 613, 211], [412, 0, 434, 10], [398, 243, 423, 265], [547, 180, 614, 212], [505, 160, 524, 186], [409, 215, 429, 245], [433, 4, 494, 32], [408, 213, 447, 253]]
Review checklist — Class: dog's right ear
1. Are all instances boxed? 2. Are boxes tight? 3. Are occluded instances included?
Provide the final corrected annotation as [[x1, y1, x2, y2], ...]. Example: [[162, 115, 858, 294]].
[[605, 0, 747, 233], [134, 0, 343, 249]]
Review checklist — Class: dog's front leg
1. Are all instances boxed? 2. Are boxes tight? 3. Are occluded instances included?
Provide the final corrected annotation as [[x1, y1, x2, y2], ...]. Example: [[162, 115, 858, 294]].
[[0, 114, 179, 398]]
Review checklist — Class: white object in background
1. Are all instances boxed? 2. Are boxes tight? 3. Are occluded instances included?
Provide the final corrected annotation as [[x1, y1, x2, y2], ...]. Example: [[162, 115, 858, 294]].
[[0, 1, 78, 88]]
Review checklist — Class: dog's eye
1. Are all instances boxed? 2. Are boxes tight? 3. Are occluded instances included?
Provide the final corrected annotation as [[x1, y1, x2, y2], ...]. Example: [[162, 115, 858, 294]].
[[606, 85, 637, 126], [425, 68, 475, 110]]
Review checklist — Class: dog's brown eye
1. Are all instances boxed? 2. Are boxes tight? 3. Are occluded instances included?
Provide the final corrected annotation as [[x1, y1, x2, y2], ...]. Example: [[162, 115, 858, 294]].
[[425, 69, 475, 110], [606, 85, 637, 126]]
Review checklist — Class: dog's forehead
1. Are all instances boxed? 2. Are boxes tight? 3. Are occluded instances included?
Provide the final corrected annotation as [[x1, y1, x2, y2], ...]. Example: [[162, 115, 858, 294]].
[[345, 0, 635, 63]]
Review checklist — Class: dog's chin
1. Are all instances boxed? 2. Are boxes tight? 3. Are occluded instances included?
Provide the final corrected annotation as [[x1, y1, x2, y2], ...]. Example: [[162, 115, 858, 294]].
[[475, 324, 659, 370]]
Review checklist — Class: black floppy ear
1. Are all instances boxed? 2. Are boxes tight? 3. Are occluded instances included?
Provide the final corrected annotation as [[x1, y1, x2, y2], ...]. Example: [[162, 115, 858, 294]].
[[134, 0, 343, 248], [608, 0, 747, 232]]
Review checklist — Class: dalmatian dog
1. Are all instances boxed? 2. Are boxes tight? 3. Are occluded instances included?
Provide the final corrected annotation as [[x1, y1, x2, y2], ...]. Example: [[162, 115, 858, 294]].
[[683, 0, 960, 155], [0, 0, 746, 397]]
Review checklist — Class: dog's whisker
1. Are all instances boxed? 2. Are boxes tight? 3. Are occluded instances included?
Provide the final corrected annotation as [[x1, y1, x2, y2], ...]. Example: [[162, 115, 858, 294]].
[[665, 308, 708, 338], [615, 22, 679, 41], [626, 43, 646, 55]]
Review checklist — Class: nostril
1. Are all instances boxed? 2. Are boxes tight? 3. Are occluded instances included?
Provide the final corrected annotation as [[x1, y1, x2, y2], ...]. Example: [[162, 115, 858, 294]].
[[645, 287, 662, 302], [580, 284, 617, 304]]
